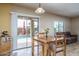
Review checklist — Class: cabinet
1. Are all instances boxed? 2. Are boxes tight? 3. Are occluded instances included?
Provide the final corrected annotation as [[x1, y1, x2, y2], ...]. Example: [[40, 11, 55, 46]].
[[0, 36, 11, 56]]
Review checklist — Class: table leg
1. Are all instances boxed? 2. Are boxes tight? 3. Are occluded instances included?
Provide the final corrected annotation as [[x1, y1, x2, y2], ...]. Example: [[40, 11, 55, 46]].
[[42, 45, 44, 56], [32, 39, 34, 56], [37, 41, 39, 56], [43, 43, 49, 56]]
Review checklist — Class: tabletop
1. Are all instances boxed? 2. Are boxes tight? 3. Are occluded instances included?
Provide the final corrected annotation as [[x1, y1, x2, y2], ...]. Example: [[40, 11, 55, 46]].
[[33, 36, 64, 44]]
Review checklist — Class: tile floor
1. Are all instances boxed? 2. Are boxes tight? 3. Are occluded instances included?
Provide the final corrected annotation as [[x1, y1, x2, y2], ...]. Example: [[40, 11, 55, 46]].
[[11, 42, 79, 56]]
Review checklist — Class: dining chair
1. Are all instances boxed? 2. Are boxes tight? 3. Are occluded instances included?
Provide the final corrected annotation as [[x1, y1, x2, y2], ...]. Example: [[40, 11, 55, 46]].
[[48, 34, 66, 56], [37, 32, 47, 56], [38, 32, 46, 39]]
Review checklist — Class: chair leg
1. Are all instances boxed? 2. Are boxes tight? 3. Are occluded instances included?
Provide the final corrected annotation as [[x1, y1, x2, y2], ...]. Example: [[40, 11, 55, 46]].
[[46, 49, 49, 56], [63, 50, 66, 56], [63, 46, 66, 56], [48, 49, 56, 56], [50, 49, 55, 56], [50, 50, 54, 56], [53, 48, 56, 56], [47, 49, 51, 56], [53, 51, 56, 56]]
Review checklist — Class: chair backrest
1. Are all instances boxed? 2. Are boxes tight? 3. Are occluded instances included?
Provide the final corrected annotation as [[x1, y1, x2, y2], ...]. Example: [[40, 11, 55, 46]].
[[55, 32, 64, 37], [38, 32, 46, 39], [49, 32, 66, 56], [55, 32, 66, 47], [64, 32, 71, 37]]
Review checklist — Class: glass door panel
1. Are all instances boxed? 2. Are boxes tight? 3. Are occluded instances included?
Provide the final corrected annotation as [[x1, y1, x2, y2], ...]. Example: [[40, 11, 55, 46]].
[[17, 16, 39, 48], [11, 13, 39, 56], [17, 16, 31, 49], [33, 19, 39, 46]]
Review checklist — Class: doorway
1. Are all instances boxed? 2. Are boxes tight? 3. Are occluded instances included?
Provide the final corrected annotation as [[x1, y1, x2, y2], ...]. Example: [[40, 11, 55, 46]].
[[17, 16, 39, 49], [11, 13, 39, 56]]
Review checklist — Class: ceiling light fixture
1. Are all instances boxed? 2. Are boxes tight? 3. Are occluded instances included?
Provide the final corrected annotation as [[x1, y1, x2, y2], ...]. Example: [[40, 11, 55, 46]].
[[35, 3, 45, 15]]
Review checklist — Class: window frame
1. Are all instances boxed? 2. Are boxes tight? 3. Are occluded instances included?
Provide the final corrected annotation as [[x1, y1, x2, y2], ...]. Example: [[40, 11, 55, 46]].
[[54, 21, 64, 33]]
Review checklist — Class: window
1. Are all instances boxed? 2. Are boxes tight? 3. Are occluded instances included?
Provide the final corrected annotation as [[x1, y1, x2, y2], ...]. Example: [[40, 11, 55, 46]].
[[54, 21, 64, 33]]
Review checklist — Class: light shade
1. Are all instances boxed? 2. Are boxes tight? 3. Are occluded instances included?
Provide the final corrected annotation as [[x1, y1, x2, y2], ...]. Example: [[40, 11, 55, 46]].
[[35, 7, 45, 14]]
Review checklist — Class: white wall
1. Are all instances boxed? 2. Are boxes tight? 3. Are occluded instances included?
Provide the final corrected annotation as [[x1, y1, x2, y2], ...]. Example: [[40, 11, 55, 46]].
[[71, 18, 79, 34], [71, 18, 79, 41], [11, 5, 71, 36], [40, 14, 71, 36]]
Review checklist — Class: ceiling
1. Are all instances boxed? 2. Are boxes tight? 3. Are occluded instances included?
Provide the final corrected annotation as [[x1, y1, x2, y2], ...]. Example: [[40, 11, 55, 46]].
[[15, 3, 79, 18]]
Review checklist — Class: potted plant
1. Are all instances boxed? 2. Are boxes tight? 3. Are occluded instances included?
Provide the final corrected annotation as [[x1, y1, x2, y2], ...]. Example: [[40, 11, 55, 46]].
[[1, 31, 10, 42], [44, 28, 50, 39]]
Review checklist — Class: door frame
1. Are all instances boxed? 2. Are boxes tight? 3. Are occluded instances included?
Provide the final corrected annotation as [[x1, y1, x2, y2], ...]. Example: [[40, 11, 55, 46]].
[[11, 12, 40, 50]]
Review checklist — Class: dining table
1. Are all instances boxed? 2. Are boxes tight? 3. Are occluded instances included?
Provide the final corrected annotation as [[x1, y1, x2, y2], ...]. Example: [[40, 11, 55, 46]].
[[32, 36, 64, 56]]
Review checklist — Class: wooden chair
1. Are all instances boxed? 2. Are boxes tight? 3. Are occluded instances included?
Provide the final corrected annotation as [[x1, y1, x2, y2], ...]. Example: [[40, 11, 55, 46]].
[[32, 32, 46, 56], [49, 34, 66, 56], [38, 32, 46, 39], [37, 32, 47, 56]]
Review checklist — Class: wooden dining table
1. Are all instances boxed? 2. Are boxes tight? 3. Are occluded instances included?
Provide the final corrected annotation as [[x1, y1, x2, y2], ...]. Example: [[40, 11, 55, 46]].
[[32, 36, 64, 56]]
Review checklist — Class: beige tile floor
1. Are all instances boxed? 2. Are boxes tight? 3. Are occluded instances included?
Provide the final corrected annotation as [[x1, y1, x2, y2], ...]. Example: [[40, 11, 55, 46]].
[[66, 42, 79, 56], [11, 42, 79, 56], [56, 42, 79, 56]]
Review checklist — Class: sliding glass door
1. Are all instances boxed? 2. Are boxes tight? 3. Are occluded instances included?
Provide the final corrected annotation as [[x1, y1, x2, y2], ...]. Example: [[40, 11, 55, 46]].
[[17, 16, 39, 49], [17, 16, 30, 48], [11, 13, 39, 56]]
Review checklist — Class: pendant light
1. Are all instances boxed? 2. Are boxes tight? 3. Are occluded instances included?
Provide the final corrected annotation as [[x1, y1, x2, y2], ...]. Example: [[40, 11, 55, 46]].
[[35, 3, 45, 15]]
